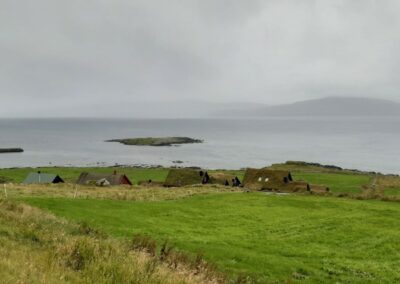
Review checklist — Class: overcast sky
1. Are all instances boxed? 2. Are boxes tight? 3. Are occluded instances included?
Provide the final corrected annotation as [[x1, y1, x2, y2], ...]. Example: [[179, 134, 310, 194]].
[[1, 0, 399, 117]]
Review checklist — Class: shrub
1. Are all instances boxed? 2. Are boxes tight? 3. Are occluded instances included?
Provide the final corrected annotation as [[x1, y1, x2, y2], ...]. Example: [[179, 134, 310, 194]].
[[76, 221, 106, 238], [130, 234, 157, 256], [61, 238, 99, 271]]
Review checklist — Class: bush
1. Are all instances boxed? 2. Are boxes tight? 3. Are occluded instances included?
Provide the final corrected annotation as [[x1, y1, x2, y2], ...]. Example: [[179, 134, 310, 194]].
[[76, 221, 106, 238], [61, 238, 99, 271], [130, 234, 157, 256], [0, 176, 11, 184]]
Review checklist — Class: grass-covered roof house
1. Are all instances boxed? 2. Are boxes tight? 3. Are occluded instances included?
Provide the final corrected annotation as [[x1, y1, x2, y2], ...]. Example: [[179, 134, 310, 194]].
[[164, 169, 204, 187], [164, 169, 240, 187], [242, 168, 310, 192], [76, 172, 132, 186]]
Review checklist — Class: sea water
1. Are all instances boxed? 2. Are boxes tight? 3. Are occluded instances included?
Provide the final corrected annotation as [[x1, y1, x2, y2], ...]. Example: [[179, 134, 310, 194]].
[[0, 117, 399, 174]]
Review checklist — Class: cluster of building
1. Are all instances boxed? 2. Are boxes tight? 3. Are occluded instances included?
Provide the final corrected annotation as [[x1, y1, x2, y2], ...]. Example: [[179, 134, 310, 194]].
[[23, 171, 132, 186], [22, 168, 329, 193]]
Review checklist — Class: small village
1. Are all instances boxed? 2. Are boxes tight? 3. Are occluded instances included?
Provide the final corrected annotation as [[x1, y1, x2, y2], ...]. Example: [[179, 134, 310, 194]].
[[21, 167, 329, 194]]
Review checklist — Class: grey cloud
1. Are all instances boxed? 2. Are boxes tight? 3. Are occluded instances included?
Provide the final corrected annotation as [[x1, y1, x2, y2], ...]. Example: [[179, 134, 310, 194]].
[[1, 0, 399, 117]]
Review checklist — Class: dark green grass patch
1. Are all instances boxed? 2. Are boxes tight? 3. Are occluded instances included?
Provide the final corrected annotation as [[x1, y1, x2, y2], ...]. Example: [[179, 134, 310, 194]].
[[24, 193, 400, 283]]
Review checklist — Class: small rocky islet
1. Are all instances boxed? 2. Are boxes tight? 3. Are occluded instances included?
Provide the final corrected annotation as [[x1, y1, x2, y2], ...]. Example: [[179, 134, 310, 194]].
[[106, 137, 203, 147], [0, 148, 24, 153]]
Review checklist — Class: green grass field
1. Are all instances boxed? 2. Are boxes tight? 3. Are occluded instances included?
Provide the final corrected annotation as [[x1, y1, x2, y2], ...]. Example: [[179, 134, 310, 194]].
[[0, 199, 224, 284], [2, 163, 400, 282], [23, 193, 400, 283], [383, 188, 400, 196]]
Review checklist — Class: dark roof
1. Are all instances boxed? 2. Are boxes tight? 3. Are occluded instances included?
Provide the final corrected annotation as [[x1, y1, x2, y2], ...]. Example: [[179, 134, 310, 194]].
[[23, 173, 64, 184], [76, 172, 132, 185]]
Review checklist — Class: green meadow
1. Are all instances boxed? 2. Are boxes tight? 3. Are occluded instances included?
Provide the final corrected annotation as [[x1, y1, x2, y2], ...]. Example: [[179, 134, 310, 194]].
[[2, 163, 400, 283], [23, 193, 400, 283]]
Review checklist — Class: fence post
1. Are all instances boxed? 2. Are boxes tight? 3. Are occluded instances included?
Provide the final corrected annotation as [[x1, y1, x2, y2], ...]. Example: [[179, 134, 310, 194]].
[[73, 185, 78, 199]]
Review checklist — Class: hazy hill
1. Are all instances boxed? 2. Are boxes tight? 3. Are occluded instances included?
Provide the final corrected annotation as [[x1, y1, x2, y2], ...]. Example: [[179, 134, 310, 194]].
[[13, 97, 399, 118], [223, 97, 400, 117]]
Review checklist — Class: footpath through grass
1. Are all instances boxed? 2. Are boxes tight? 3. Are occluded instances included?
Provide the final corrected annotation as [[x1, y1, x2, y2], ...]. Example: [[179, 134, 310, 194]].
[[24, 193, 400, 283]]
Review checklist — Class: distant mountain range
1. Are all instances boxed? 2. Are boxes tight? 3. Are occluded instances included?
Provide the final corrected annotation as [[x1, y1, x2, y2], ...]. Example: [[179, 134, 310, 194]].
[[219, 97, 400, 117], [14, 97, 399, 118]]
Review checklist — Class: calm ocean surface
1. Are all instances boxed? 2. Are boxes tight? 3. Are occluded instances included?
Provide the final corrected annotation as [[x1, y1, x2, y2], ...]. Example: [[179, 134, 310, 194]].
[[0, 117, 399, 174]]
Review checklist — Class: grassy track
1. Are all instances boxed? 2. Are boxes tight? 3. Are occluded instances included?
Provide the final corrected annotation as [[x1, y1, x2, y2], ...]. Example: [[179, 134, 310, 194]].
[[23, 193, 400, 283]]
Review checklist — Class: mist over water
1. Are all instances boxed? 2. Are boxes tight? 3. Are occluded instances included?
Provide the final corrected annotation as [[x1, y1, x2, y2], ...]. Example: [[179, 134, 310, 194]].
[[0, 117, 399, 174]]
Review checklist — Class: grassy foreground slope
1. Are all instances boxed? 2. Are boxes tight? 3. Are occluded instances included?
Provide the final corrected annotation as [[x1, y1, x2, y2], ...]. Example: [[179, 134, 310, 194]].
[[24, 193, 400, 283], [0, 199, 226, 284]]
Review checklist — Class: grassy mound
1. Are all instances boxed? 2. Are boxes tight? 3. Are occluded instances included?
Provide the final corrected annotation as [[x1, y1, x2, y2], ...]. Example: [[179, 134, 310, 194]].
[[164, 169, 203, 187]]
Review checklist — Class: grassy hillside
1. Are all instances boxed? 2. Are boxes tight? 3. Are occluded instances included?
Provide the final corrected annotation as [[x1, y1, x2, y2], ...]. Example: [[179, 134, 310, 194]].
[[2, 161, 400, 282], [21, 192, 400, 283], [0, 198, 227, 283]]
